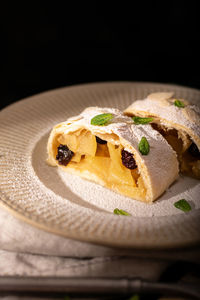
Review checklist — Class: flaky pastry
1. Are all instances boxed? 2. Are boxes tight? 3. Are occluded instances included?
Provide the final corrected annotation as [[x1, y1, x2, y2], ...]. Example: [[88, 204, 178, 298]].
[[124, 92, 200, 179], [47, 107, 179, 203]]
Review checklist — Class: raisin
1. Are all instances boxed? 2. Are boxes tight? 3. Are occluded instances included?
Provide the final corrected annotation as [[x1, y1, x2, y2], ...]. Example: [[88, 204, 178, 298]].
[[121, 149, 137, 169], [96, 136, 107, 144], [188, 143, 200, 158], [56, 144, 74, 166]]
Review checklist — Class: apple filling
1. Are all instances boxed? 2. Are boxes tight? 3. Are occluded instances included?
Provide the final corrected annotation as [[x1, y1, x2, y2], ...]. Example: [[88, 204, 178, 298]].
[[152, 123, 200, 179], [55, 129, 146, 200]]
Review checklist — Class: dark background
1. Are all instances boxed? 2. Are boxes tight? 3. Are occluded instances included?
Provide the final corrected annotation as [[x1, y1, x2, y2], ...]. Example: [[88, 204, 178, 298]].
[[1, 2, 200, 110]]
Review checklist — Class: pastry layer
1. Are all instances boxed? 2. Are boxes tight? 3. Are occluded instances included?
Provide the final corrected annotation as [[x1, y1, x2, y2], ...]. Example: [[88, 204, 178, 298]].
[[124, 92, 200, 179], [47, 107, 179, 203]]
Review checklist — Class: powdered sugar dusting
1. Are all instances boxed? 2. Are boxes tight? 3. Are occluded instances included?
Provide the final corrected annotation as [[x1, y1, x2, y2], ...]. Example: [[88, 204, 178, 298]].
[[0, 82, 200, 248], [48, 106, 178, 202], [31, 131, 200, 217], [125, 93, 200, 148], [57, 168, 200, 217]]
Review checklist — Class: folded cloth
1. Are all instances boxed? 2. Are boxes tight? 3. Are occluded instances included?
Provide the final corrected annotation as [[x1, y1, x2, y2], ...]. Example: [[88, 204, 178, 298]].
[[0, 249, 169, 279], [0, 206, 199, 279], [1, 206, 200, 300], [0, 206, 171, 282]]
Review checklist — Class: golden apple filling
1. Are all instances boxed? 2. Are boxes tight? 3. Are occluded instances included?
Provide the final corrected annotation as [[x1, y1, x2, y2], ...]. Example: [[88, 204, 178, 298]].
[[55, 129, 146, 200], [152, 124, 200, 179]]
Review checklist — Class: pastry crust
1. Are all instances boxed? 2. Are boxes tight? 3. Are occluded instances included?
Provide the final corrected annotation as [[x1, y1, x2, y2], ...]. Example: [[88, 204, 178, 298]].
[[124, 92, 200, 178], [47, 107, 179, 203]]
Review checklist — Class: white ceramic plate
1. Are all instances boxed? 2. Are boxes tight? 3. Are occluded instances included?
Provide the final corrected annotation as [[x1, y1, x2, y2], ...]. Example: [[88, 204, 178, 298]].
[[0, 82, 200, 249]]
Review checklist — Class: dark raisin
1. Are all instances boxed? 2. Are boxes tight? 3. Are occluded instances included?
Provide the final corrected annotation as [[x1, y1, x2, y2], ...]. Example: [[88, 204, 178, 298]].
[[121, 149, 137, 169], [188, 143, 200, 158], [56, 144, 74, 166], [96, 136, 107, 144]]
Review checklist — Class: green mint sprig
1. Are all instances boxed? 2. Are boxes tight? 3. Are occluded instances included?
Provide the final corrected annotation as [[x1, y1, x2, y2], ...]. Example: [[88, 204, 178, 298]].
[[174, 199, 191, 212], [132, 116, 154, 125], [174, 99, 185, 108], [138, 137, 150, 155], [91, 113, 113, 126], [113, 208, 131, 216]]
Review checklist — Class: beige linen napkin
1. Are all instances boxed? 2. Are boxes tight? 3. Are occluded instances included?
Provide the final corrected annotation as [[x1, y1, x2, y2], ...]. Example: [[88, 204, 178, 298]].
[[0, 205, 199, 279], [0, 206, 169, 279], [1, 206, 200, 300]]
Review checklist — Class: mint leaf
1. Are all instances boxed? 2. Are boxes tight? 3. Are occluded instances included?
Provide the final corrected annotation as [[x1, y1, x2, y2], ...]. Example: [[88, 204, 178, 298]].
[[174, 199, 191, 212], [174, 99, 185, 108], [138, 137, 150, 155], [132, 116, 154, 125], [91, 113, 113, 126], [114, 208, 131, 216]]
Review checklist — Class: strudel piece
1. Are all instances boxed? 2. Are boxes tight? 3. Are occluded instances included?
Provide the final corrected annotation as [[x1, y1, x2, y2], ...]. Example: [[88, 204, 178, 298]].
[[124, 92, 200, 179], [47, 107, 178, 203]]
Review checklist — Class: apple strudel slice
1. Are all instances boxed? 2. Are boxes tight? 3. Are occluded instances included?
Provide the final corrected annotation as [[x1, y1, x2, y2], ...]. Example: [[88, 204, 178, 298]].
[[124, 92, 200, 179], [47, 107, 178, 203]]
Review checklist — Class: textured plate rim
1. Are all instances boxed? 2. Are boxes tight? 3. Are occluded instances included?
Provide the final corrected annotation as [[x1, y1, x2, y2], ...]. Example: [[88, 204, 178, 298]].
[[0, 81, 200, 249]]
